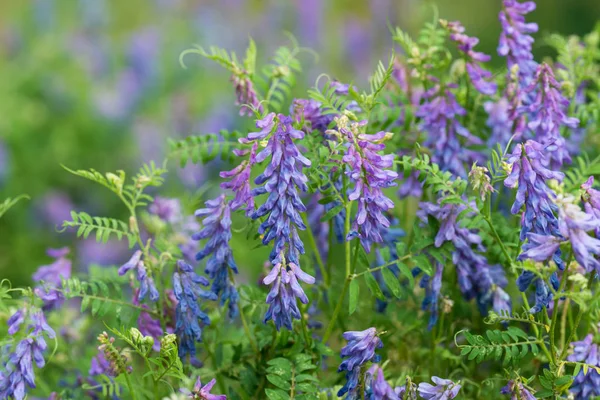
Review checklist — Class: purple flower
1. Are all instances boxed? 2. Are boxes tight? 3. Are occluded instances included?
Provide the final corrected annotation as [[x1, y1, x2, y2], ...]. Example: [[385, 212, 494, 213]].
[[501, 380, 536, 400], [231, 73, 262, 117], [417, 83, 484, 178], [291, 98, 335, 133], [0, 310, 55, 400], [343, 127, 398, 252], [419, 262, 444, 330], [557, 198, 600, 274], [568, 334, 600, 399], [398, 171, 423, 199], [89, 350, 112, 376], [521, 63, 579, 169], [32, 247, 72, 310], [149, 197, 182, 223], [417, 200, 510, 316], [417, 377, 462, 400], [582, 176, 600, 236], [243, 113, 315, 329], [484, 99, 513, 148], [367, 365, 400, 400], [173, 260, 217, 365], [118, 251, 159, 302], [181, 377, 227, 399], [337, 328, 383, 398], [193, 195, 239, 319], [446, 21, 496, 95], [498, 0, 538, 88], [149, 197, 199, 263], [220, 142, 258, 216]]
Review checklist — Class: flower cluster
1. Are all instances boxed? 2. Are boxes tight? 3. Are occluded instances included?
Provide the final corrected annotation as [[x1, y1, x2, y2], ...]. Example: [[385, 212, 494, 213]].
[[504, 140, 564, 311], [172, 260, 217, 365], [582, 176, 600, 236], [244, 113, 315, 330], [366, 365, 399, 400], [32, 247, 72, 310], [219, 142, 258, 217], [417, 199, 510, 321], [498, 0, 538, 87], [339, 118, 397, 252], [501, 379, 536, 400], [194, 195, 239, 319], [231, 71, 262, 117], [445, 20, 497, 95], [418, 83, 484, 178], [95, 331, 132, 377], [568, 333, 600, 398], [521, 63, 579, 169], [338, 327, 383, 398], [0, 309, 55, 400], [118, 250, 160, 302]]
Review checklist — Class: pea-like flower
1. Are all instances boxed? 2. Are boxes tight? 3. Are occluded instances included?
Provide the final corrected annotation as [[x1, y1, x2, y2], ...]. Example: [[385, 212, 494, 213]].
[[338, 328, 383, 398], [568, 333, 600, 399], [417, 376, 462, 400], [119, 250, 159, 302], [32, 247, 72, 310], [501, 379, 536, 400], [181, 377, 227, 400]]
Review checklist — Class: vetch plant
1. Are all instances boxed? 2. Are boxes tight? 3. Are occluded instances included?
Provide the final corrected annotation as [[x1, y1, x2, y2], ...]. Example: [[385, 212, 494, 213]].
[[3, 1, 600, 399]]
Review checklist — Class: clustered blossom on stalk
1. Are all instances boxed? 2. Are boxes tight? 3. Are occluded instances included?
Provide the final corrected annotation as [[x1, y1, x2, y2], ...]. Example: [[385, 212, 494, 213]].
[[419, 263, 444, 330], [231, 70, 262, 117], [498, 0, 538, 88], [0, 309, 55, 400], [219, 142, 258, 217], [118, 250, 159, 302], [366, 365, 399, 400], [180, 377, 227, 400], [338, 328, 383, 398], [417, 199, 510, 323], [504, 140, 564, 312], [445, 20, 497, 95], [417, 377, 462, 399], [32, 247, 72, 310], [501, 379, 536, 400], [244, 113, 315, 330], [568, 333, 600, 398], [172, 260, 217, 365], [521, 194, 600, 275], [338, 117, 398, 252], [193, 195, 239, 319], [417, 82, 484, 178], [521, 63, 579, 169], [133, 288, 176, 352]]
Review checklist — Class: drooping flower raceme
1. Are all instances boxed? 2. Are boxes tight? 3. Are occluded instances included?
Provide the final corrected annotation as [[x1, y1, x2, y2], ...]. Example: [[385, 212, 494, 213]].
[[582, 176, 600, 236], [568, 333, 600, 399], [231, 70, 262, 117], [504, 140, 564, 312], [417, 199, 510, 321], [339, 118, 398, 252], [417, 82, 484, 178], [417, 376, 462, 400], [500, 379, 536, 400], [180, 377, 227, 400], [0, 309, 56, 400], [338, 328, 383, 399], [32, 247, 72, 310], [193, 194, 239, 319], [445, 20, 497, 95], [244, 113, 315, 330], [173, 260, 217, 365], [521, 63, 579, 169], [220, 142, 258, 217], [498, 0, 538, 88], [118, 250, 159, 302]]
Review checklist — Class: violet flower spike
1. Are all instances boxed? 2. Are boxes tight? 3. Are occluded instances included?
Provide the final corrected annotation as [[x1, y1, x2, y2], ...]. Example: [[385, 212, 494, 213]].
[[337, 327, 383, 398], [244, 113, 315, 330], [445, 20, 497, 95], [367, 365, 400, 400], [342, 125, 398, 252], [501, 380, 536, 400], [32, 247, 72, 310], [582, 176, 600, 236], [568, 333, 600, 398], [193, 194, 239, 319], [118, 250, 159, 302], [231, 71, 262, 117], [220, 142, 258, 216]]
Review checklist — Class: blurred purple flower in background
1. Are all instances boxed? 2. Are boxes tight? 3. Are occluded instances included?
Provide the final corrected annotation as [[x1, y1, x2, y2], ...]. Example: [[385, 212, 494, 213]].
[[32, 247, 72, 311], [417, 376, 462, 400]]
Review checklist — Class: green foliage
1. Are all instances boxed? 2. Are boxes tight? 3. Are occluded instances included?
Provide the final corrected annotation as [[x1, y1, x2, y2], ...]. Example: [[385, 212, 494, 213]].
[[61, 211, 136, 247], [168, 130, 242, 167], [262, 41, 303, 112], [458, 328, 541, 366], [349, 54, 395, 113], [81, 375, 122, 398], [307, 77, 355, 117], [265, 355, 319, 400], [563, 153, 600, 192], [179, 45, 240, 71], [0, 194, 28, 219]]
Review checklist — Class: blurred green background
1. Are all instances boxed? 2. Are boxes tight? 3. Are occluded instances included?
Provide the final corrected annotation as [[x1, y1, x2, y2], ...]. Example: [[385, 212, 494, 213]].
[[1, 0, 598, 286]]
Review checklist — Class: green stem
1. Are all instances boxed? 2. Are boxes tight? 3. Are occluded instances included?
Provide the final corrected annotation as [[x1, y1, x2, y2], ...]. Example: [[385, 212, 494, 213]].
[[123, 371, 137, 400], [550, 262, 570, 366], [482, 199, 512, 264], [354, 254, 412, 277], [559, 305, 584, 361], [322, 275, 352, 343], [521, 293, 553, 362], [229, 269, 259, 353], [344, 203, 352, 277], [299, 304, 312, 348], [301, 213, 329, 286]]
